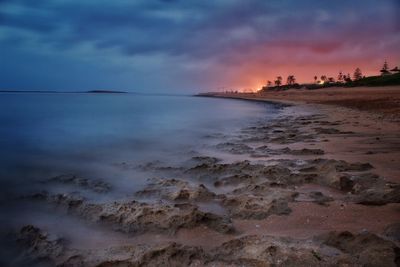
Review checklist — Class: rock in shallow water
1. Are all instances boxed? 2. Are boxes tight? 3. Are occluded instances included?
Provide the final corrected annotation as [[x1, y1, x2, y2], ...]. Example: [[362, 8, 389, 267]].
[[32, 192, 234, 235], [45, 174, 112, 193], [215, 142, 254, 154], [135, 178, 216, 202], [16, 225, 65, 265], [15, 226, 400, 267]]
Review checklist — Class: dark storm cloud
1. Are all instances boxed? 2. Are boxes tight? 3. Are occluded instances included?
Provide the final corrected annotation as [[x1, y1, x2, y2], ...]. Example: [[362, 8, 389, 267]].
[[1, 0, 398, 58], [0, 1, 287, 57], [0, 0, 399, 91]]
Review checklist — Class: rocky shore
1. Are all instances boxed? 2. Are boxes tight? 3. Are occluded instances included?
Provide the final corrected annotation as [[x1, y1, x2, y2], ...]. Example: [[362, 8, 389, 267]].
[[6, 98, 400, 266]]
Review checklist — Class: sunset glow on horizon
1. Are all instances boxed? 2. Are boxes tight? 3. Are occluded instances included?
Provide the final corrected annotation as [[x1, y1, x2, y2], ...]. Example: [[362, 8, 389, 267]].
[[0, 0, 399, 93]]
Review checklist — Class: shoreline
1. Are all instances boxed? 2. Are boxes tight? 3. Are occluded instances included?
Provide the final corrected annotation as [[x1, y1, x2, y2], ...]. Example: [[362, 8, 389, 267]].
[[200, 90, 400, 242], [195, 93, 297, 106], [199, 88, 400, 183], [197, 85, 400, 121]]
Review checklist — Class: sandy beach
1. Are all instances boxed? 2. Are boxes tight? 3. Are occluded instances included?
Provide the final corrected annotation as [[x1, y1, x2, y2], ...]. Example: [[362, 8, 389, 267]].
[[205, 86, 400, 121]]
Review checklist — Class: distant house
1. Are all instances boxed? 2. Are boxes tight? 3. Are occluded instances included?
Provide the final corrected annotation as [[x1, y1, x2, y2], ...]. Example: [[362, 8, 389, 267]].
[[390, 66, 400, 73], [327, 77, 335, 84]]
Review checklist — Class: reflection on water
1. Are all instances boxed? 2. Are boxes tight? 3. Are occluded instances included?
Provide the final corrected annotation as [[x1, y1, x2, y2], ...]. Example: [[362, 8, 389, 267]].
[[0, 93, 280, 261]]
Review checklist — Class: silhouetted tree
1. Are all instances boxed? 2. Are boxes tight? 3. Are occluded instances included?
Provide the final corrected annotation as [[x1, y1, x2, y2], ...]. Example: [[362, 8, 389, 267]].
[[314, 76, 318, 84], [267, 80, 272, 87], [382, 60, 389, 71], [380, 60, 390, 75], [344, 73, 352, 83], [320, 75, 327, 83], [275, 76, 282, 87], [337, 71, 344, 83], [353, 67, 362, 80], [328, 77, 335, 83], [286, 75, 296, 85]]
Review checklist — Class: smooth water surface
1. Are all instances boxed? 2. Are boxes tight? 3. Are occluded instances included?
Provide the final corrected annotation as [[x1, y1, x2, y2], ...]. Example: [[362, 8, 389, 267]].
[[0, 93, 280, 198], [0, 92, 282, 264]]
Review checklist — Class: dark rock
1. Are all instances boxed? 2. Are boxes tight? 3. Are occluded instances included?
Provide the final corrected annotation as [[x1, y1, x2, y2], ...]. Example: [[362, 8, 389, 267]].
[[222, 194, 292, 219], [309, 191, 334, 205], [321, 231, 400, 267], [35, 193, 234, 234], [384, 223, 400, 242], [16, 225, 65, 264], [46, 174, 111, 193], [215, 142, 253, 154], [354, 184, 400, 205], [135, 178, 216, 202]]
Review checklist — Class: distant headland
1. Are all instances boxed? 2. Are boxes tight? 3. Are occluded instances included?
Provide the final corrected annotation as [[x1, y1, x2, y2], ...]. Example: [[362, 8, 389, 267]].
[[0, 90, 128, 94]]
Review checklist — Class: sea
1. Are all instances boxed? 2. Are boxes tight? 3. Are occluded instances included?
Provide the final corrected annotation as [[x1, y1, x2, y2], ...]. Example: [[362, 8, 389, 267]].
[[0, 92, 281, 264]]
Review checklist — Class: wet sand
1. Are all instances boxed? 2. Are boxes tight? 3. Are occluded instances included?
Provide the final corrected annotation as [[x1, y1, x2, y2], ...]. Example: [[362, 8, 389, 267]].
[[201, 86, 400, 240], [9, 87, 400, 266]]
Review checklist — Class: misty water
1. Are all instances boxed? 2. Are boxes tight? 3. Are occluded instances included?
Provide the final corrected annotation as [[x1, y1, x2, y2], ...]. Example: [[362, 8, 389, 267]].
[[0, 93, 281, 262]]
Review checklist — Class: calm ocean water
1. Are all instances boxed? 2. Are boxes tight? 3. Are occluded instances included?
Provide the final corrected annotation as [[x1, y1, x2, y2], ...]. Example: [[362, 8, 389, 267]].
[[0, 93, 281, 261], [0, 93, 281, 199]]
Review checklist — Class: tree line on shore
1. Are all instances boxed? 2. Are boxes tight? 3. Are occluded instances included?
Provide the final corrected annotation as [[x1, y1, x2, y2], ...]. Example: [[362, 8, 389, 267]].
[[262, 60, 400, 91]]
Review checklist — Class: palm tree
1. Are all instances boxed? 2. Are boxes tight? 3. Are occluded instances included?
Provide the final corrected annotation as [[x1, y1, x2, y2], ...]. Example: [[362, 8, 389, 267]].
[[286, 75, 296, 85], [314, 76, 318, 84], [267, 81, 272, 87], [275, 76, 282, 87], [320, 75, 327, 83]]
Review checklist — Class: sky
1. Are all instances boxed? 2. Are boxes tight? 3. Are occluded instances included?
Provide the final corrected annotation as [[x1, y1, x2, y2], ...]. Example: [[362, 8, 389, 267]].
[[0, 0, 399, 93]]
